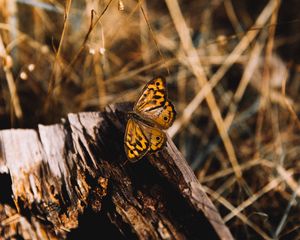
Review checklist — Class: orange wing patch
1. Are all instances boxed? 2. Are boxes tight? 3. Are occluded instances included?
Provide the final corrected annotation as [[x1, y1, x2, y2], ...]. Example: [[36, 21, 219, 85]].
[[139, 122, 166, 151], [134, 77, 166, 112], [138, 100, 176, 129], [124, 118, 149, 162]]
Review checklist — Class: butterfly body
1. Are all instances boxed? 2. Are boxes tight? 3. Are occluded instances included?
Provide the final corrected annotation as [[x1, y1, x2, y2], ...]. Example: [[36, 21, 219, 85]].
[[124, 77, 176, 162]]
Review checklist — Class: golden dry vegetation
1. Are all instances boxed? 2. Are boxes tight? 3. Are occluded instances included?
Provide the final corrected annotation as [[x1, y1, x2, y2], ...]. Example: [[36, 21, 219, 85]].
[[0, 0, 300, 239]]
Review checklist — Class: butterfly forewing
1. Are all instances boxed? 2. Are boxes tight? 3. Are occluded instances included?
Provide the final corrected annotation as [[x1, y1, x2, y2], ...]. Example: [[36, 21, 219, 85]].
[[134, 77, 167, 112], [124, 118, 150, 162]]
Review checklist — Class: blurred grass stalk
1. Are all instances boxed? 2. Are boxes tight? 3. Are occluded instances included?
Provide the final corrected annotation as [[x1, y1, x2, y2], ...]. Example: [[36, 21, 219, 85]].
[[166, 0, 280, 180], [15, 0, 64, 13], [0, 0, 23, 120], [0, 0, 299, 237]]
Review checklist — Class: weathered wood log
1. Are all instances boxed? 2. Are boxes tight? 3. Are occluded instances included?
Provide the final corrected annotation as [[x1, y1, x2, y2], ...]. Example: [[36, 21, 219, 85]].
[[0, 103, 233, 239]]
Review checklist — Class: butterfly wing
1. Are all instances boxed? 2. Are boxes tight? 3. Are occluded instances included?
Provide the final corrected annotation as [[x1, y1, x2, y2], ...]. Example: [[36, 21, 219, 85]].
[[134, 76, 176, 129], [138, 100, 176, 129], [138, 121, 167, 152], [124, 118, 150, 162], [134, 77, 167, 113]]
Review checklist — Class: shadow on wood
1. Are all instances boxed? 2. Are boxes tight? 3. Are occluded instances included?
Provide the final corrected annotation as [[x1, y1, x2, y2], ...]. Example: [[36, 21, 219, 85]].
[[0, 103, 233, 239]]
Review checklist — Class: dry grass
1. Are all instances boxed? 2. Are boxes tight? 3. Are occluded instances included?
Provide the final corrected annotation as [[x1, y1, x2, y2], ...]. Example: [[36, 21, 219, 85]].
[[1, 0, 300, 239]]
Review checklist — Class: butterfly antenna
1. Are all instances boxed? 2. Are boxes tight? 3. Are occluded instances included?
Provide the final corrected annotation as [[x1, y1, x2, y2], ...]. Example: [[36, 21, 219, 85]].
[[138, 1, 170, 75], [122, 159, 129, 167]]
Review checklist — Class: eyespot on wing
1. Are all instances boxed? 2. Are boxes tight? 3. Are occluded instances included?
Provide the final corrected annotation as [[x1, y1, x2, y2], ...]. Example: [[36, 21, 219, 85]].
[[138, 122, 166, 152], [137, 100, 176, 129]]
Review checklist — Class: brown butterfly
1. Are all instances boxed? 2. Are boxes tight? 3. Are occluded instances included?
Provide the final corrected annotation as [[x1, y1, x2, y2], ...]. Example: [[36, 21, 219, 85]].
[[124, 76, 176, 162]]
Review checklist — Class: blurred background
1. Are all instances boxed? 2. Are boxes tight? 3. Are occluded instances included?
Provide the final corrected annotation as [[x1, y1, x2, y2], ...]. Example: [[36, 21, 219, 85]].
[[0, 0, 300, 239]]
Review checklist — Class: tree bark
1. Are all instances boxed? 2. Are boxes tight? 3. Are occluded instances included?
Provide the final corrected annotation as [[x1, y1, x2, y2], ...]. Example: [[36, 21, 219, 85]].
[[0, 103, 233, 240]]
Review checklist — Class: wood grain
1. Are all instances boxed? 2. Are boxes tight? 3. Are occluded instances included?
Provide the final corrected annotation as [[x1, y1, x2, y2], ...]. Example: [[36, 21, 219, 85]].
[[0, 103, 233, 240]]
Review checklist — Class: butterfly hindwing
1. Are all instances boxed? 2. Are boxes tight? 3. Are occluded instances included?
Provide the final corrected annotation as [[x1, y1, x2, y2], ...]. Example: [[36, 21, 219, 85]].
[[134, 77, 167, 112], [124, 118, 150, 162], [138, 100, 176, 129], [138, 121, 167, 152]]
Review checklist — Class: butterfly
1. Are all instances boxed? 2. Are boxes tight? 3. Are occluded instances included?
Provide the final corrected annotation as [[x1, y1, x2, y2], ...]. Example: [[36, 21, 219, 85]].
[[124, 76, 176, 162]]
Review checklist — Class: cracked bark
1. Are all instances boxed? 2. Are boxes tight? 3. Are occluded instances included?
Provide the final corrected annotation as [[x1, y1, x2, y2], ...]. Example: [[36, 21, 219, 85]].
[[0, 103, 233, 240]]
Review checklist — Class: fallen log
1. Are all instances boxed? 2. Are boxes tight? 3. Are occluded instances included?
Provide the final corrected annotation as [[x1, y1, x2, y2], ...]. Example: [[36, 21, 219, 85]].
[[0, 103, 233, 239]]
